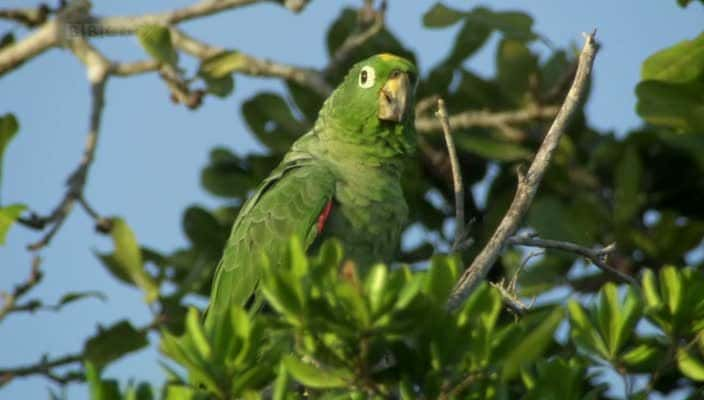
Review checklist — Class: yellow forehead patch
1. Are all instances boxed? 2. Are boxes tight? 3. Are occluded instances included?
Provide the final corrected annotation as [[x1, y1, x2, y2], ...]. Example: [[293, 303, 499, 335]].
[[378, 53, 404, 62]]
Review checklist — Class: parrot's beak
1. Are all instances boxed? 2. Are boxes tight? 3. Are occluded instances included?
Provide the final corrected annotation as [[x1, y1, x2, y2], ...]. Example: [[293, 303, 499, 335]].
[[378, 71, 411, 123]]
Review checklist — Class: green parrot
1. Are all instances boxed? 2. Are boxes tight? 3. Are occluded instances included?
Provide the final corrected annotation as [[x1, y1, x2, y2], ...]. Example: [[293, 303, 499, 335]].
[[205, 54, 417, 328]]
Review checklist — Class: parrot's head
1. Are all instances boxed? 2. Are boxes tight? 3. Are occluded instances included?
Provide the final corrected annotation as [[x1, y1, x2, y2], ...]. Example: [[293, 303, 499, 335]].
[[320, 53, 418, 157]]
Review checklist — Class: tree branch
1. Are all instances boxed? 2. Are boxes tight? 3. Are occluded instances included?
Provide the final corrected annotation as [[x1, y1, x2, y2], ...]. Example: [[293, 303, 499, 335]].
[[0, 0, 310, 78], [0, 19, 61, 76], [0, 352, 84, 386], [324, 0, 385, 77], [25, 37, 109, 251], [86, 0, 269, 36], [110, 59, 160, 77], [0, 256, 43, 323], [507, 234, 637, 286], [435, 98, 471, 252], [0, 5, 51, 28], [447, 31, 599, 310], [415, 105, 559, 140], [170, 28, 332, 97]]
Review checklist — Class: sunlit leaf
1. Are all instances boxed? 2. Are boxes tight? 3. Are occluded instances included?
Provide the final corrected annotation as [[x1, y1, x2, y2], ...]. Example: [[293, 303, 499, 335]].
[[136, 25, 178, 65], [642, 32, 704, 83], [0, 203, 25, 245], [283, 356, 351, 389]]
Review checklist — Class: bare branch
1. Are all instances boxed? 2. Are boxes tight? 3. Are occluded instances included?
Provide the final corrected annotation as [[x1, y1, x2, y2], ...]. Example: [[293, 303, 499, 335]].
[[27, 37, 109, 251], [447, 31, 599, 310], [170, 28, 332, 97], [324, 0, 385, 77], [87, 0, 272, 36], [0, 0, 309, 78], [507, 234, 637, 286], [490, 281, 532, 315], [0, 20, 61, 76], [0, 352, 84, 387], [0, 5, 50, 28], [110, 59, 159, 77], [435, 98, 470, 252], [415, 105, 559, 139], [0, 256, 43, 323]]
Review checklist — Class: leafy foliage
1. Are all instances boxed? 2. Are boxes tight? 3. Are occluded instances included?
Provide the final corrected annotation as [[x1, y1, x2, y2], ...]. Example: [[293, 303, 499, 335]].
[[2, 1, 704, 399]]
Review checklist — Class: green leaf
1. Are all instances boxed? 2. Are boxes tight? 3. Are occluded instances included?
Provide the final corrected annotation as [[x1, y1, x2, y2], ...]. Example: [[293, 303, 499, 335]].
[[136, 25, 178, 65], [260, 259, 304, 323], [422, 3, 465, 28], [364, 263, 388, 312], [202, 74, 234, 98], [642, 32, 704, 83], [283, 355, 351, 389], [502, 307, 564, 380], [466, 7, 536, 41], [56, 291, 107, 308], [568, 300, 609, 359], [198, 51, 247, 98], [0, 204, 25, 245], [100, 218, 159, 302], [272, 362, 288, 400], [596, 283, 642, 357], [621, 343, 663, 372], [425, 255, 459, 303], [199, 51, 247, 77], [458, 283, 502, 333], [642, 269, 663, 309], [454, 134, 531, 161], [124, 382, 154, 400], [85, 362, 121, 400], [446, 19, 491, 64], [677, 346, 704, 381], [0, 113, 19, 200], [185, 308, 211, 360], [163, 385, 210, 400], [660, 266, 683, 317], [84, 320, 149, 370], [182, 206, 227, 251], [497, 39, 538, 100], [614, 146, 643, 223], [636, 80, 704, 132], [242, 93, 307, 153], [200, 148, 256, 198]]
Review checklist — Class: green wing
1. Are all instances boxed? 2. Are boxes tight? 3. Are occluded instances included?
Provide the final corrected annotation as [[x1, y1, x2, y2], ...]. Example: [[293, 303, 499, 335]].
[[205, 156, 336, 328]]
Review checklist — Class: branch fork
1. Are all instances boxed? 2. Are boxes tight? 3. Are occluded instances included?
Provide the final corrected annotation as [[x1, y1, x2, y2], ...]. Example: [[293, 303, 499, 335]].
[[446, 31, 601, 310]]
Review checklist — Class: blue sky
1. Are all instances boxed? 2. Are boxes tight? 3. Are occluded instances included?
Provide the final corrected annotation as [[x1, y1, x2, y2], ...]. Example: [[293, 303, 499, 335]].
[[1, 1, 702, 399]]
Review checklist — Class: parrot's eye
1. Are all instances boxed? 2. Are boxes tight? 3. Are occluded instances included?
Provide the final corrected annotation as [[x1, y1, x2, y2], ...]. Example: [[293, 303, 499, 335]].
[[358, 66, 375, 89]]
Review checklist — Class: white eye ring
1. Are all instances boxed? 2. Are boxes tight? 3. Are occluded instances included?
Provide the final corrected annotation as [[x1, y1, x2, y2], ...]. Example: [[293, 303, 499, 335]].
[[358, 66, 375, 89]]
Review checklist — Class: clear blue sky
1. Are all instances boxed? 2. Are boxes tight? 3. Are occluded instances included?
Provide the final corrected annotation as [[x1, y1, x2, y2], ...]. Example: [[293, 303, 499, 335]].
[[1, 1, 702, 399]]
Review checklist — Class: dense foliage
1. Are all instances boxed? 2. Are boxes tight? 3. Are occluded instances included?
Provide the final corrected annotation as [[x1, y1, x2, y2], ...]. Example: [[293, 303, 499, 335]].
[[1, 1, 703, 399]]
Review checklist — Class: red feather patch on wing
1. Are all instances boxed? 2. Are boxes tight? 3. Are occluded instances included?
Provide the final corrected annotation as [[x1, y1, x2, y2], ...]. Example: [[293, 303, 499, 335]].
[[316, 200, 334, 233]]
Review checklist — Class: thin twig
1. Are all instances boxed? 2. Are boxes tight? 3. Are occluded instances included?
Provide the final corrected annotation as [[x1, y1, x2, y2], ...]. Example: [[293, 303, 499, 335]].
[[507, 234, 637, 286], [170, 28, 332, 97], [0, 352, 84, 386], [110, 59, 160, 77], [0, 256, 43, 323], [447, 31, 599, 310], [324, 0, 386, 77], [26, 38, 109, 251], [435, 98, 470, 252], [489, 281, 532, 315], [0, 312, 169, 386]]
